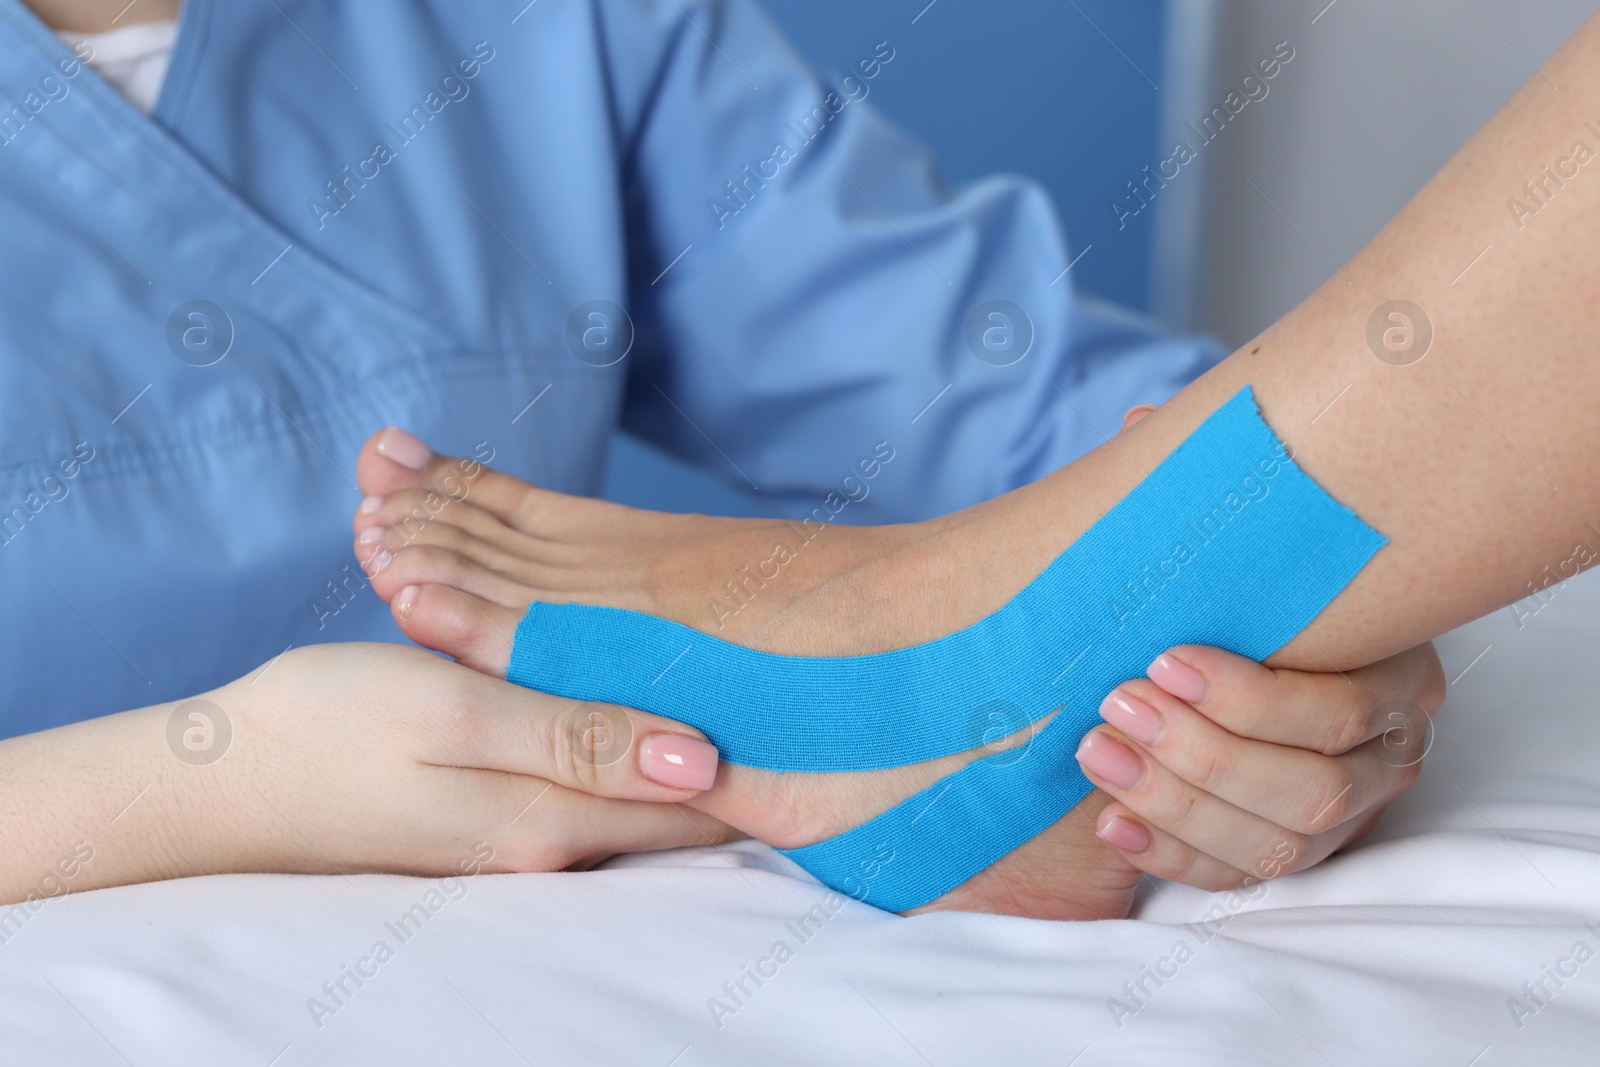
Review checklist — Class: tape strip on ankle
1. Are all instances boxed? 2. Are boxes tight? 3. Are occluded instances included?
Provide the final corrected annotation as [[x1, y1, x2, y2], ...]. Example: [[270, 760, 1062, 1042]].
[[777, 388, 1384, 910], [507, 387, 1385, 910]]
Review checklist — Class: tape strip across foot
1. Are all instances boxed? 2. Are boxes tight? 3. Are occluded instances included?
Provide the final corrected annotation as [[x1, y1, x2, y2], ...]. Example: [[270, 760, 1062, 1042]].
[[508, 388, 1385, 911]]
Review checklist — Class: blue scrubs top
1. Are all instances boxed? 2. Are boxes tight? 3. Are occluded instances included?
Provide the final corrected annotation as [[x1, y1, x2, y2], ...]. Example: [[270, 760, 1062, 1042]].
[[0, 0, 1222, 736]]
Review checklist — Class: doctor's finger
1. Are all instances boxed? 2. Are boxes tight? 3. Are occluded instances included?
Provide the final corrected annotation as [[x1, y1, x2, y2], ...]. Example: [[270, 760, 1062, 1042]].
[[1146, 642, 1445, 754], [494, 784, 741, 873], [429, 772, 739, 874], [1102, 679, 1417, 836], [1098, 797, 1389, 893], [1121, 403, 1159, 430], [1079, 730, 1349, 881], [423, 674, 721, 801], [1094, 802, 1254, 892]]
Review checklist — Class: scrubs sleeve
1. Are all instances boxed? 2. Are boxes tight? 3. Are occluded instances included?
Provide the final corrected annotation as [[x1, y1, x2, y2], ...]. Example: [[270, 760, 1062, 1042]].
[[595, 0, 1226, 522]]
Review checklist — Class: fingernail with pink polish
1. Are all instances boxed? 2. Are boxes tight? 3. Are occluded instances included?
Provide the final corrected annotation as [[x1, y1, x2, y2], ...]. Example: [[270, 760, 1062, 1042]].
[[376, 427, 432, 471], [359, 495, 384, 514], [357, 526, 385, 545], [1148, 653, 1208, 704], [1076, 732, 1145, 790], [1100, 688, 1163, 746], [639, 734, 719, 791], [393, 584, 418, 621], [367, 549, 394, 575], [1097, 813, 1152, 854]]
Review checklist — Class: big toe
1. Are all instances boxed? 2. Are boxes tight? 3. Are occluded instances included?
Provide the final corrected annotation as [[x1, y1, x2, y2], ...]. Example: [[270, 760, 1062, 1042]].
[[392, 583, 522, 679]]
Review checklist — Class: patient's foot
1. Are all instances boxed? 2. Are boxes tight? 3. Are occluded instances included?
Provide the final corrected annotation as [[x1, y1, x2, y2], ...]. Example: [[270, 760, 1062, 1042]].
[[351, 429, 1141, 920]]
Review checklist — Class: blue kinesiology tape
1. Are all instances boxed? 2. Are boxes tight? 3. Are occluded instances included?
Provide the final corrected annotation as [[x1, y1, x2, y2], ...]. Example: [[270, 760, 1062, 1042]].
[[508, 388, 1385, 911]]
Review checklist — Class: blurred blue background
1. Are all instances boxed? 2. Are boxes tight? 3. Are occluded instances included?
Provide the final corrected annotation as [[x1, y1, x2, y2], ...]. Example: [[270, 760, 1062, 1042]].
[[603, 0, 1170, 518]]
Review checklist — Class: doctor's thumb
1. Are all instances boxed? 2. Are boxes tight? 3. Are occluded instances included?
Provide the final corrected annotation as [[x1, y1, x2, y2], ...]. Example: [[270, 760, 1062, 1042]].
[[453, 688, 721, 800]]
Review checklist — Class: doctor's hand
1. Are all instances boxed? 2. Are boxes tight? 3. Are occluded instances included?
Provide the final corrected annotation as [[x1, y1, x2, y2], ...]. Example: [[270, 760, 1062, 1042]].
[[1077, 642, 1445, 890], [0, 643, 735, 903]]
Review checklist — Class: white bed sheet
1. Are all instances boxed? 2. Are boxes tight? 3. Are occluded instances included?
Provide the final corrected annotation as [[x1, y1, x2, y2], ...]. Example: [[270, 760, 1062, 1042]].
[[5, 575, 1600, 1065]]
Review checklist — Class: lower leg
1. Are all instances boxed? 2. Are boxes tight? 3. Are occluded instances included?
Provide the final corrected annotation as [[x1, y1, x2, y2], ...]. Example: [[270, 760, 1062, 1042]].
[[1059, 12, 1600, 670]]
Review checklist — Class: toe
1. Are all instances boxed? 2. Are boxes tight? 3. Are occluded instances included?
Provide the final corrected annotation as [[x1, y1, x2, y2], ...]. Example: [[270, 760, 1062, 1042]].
[[354, 511, 573, 596], [354, 488, 592, 574], [355, 427, 441, 498], [354, 426, 510, 512], [392, 582, 522, 678], [368, 543, 541, 612], [354, 426, 576, 534]]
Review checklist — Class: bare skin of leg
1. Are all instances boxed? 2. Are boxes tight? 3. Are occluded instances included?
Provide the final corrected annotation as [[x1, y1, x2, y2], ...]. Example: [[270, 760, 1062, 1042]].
[[353, 12, 1600, 919]]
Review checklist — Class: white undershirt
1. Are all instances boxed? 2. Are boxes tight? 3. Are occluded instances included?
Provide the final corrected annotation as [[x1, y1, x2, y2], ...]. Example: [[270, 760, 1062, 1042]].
[[56, 19, 178, 115]]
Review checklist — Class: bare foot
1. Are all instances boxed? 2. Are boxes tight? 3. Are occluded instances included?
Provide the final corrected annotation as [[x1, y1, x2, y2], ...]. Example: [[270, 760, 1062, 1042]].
[[350, 430, 1140, 920]]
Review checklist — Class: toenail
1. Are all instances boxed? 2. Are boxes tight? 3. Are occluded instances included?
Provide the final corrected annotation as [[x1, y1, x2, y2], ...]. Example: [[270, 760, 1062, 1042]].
[[367, 549, 393, 575], [639, 733, 719, 791], [394, 584, 418, 621], [1096, 813, 1151, 854], [376, 427, 433, 471], [359, 495, 384, 514], [357, 526, 385, 545]]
